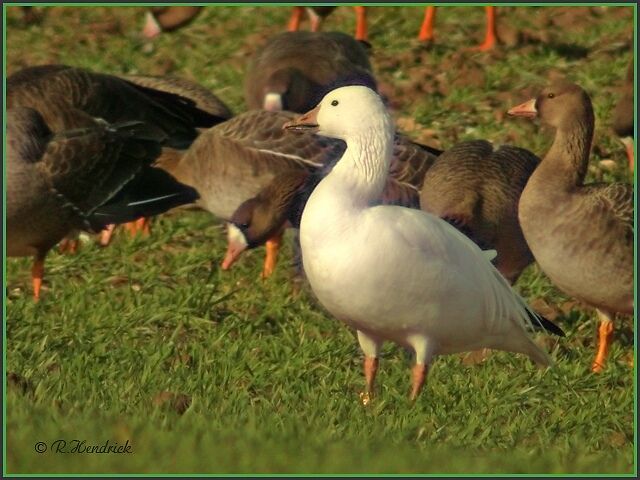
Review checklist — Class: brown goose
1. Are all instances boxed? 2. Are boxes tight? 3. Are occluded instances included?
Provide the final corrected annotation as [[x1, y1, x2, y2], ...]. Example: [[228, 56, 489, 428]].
[[8, 65, 223, 249], [420, 140, 539, 284], [224, 136, 441, 276], [244, 31, 375, 113], [7, 107, 198, 300], [142, 6, 203, 38], [508, 81, 633, 372], [612, 60, 634, 172], [287, 6, 368, 42], [155, 109, 347, 277]]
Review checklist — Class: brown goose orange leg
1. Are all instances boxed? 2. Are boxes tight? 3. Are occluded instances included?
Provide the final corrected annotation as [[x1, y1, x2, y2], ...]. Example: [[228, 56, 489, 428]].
[[354, 6, 368, 41], [592, 309, 615, 373], [58, 236, 79, 254], [307, 8, 323, 32], [100, 224, 116, 246], [418, 6, 437, 42], [125, 217, 151, 237], [469, 6, 497, 51], [287, 6, 304, 31], [31, 255, 45, 301], [261, 229, 284, 279]]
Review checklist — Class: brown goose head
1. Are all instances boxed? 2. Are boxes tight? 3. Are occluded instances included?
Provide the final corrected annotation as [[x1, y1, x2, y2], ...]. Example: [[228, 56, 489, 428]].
[[262, 68, 320, 113], [508, 81, 594, 131], [221, 171, 309, 270], [143, 7, 203, 38]]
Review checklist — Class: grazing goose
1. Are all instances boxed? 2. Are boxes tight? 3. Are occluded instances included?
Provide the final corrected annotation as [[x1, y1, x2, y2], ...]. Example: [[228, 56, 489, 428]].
[[284, 86, 563, 400], [508, 81, 633, 372], [244, 31, 375, 113], [142, 6, 203, 38], [155, 110, 346, 278], [612, 60, 634, 172], [7, 107, 198, 300], [103, 74, 234, 242], [418, 6, 498, 51], [287, 6, 368, 41], [224, 137, 440, 275], [420, 140, 539, 284], [7, 65, 223, 247]]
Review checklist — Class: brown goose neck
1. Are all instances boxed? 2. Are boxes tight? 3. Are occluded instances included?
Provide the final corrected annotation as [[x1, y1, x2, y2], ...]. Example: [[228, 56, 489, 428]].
[[544, 117, 593, 187]]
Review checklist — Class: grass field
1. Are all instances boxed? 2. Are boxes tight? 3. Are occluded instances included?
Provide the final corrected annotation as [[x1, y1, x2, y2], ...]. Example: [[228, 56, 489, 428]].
[[4, 5, 636, 474]]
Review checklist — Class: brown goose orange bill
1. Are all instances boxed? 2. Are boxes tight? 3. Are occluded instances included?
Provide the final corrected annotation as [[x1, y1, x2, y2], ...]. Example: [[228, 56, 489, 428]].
[[507, 98, 538, 118], [283, 104, 320, 132]]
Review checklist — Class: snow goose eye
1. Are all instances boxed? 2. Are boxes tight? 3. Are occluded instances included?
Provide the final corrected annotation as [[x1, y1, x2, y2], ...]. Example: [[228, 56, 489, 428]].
[[331, 100, 339, 106]]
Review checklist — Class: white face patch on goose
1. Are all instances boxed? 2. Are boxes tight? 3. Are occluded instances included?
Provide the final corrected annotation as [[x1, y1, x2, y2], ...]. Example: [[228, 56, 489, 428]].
[[227, 223, 248, 249], [263, 93, 283, 112]]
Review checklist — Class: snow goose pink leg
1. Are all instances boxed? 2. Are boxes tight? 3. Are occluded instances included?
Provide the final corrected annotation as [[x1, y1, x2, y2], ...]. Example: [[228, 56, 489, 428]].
[[357, 330, 381, 404]]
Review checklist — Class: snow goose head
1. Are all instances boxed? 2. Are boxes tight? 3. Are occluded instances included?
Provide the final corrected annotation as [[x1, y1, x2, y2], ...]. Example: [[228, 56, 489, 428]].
[[284, 85, 393, 143]]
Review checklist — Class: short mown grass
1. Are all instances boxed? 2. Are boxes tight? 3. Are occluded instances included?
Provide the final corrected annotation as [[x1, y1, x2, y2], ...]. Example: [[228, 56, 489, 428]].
[[4, 5, 636, 474]]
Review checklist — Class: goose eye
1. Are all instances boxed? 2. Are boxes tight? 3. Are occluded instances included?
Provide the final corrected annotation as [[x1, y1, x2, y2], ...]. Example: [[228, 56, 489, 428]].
[[331, 100, 339, 106], [547, 93, 555, 99], [240, 223, 249, 229]]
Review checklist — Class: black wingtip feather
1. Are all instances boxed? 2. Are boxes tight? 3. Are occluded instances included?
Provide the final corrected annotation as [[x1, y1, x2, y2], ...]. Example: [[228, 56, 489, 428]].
[[89, 168, 199, 228], [528, 310, 566, 337]]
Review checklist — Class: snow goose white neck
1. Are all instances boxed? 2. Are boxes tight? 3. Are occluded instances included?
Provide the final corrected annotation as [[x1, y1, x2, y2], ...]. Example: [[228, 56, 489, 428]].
[[284, 85, 563, 401]]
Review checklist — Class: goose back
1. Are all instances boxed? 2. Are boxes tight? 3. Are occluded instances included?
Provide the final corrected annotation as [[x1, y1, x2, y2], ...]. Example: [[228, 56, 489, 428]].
[[244, 31, 374, 112], [421, 140, 539, 282]]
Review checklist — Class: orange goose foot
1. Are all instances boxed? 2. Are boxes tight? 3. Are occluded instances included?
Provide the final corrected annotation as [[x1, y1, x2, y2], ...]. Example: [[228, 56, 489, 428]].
[[354, 6, 368, 42], [125, 217, 151, 238], [31, 256, 45, 301], [359, 356, 379, 406], [592, 310, 614, 373], [287, 6, 304, 31], [418, 6, 436, 43], [99, 224, 116, 246], [58, 237, 79, 254], [467, 6, 498, 51], [260, 231, 283, 279], [410, 363, 428, 401]]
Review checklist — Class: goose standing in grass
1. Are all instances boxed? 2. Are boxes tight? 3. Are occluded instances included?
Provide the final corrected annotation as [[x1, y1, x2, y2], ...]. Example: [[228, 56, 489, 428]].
[[287, 6, 368, 42], [154, 110, 346, 278], [284, 86, 563, 400], [244, 31, 374, 113], [508, 82, 634, 373], [102, 74, 234, 242], [7, 65, 225, 248], [7, 107, 198, 300], [612, 60, 634, 173]]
